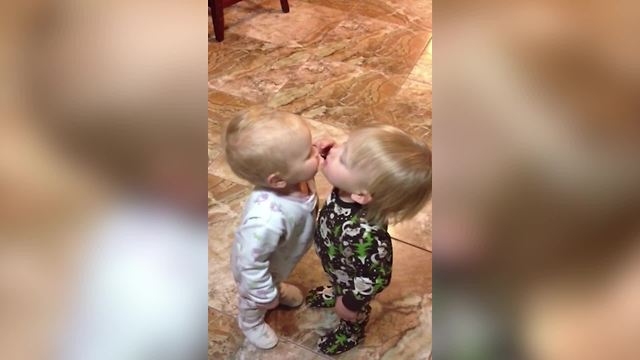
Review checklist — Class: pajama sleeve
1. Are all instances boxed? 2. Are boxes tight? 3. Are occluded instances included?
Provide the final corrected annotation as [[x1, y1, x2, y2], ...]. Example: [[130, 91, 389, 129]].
[[341, 229, 393, 312], [234, 217, 284, 305]]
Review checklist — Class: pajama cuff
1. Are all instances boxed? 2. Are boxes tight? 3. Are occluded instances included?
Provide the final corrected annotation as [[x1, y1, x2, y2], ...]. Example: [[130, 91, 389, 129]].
[[342, 292, 367, 312]]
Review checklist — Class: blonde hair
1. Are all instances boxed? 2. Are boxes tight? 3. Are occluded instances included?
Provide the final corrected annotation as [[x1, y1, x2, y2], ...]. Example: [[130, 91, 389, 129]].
[[223, 107, 308, 186], [348, 125, 432, 224]]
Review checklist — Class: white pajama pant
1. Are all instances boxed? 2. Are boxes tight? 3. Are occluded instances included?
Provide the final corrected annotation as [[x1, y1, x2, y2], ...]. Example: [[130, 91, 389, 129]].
[[237, 296, 268, 331]]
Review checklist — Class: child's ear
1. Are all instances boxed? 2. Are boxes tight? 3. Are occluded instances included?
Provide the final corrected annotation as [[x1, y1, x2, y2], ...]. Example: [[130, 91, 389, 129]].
[[351, 191, 372, 205], [266, 173, 287, 189]]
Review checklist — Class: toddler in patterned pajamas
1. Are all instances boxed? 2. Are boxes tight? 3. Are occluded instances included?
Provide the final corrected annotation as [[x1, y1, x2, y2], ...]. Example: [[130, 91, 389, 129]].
[[223, 107, 322, 349], [308, 125, 432, 355]]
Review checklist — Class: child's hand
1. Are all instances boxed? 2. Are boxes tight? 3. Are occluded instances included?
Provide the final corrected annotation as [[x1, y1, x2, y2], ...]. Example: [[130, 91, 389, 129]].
[[257, 297, 280, 310], [335, 296, 359, 322], [313, 138, 335, 159]]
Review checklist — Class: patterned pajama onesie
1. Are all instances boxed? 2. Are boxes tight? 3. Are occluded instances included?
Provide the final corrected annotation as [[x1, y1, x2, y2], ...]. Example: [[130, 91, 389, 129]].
[[231, 187, 317, 336], [308, 188, 393, 355]]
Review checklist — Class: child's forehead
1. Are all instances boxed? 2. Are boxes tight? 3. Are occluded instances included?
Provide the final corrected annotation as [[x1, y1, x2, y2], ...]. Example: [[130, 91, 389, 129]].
[[270, 128, 308, 144]]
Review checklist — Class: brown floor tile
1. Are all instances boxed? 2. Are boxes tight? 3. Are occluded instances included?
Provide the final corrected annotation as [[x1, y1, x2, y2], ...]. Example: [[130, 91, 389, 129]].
[[209, 175, 252, 205], [209, 307, 244, 359], [389, 200, 432, 251], [269, 60, 405, 128], [351, 0, 432, 32], [209, 176, 251, 313], [208, 89, 257, 124], [374, 79, 432, 146], [209, 34, 313, 102], [314, 15, 430, 76], [298, 0, 355, 12], [408, 38, 432, 84], [235, 338, 328, 360], [226, 0, 349, 47], [209, 307, 328, 360]]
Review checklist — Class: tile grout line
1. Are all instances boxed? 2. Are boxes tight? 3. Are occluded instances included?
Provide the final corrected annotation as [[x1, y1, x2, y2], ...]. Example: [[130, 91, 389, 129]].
[[209, 304, 233, 317], [405, 35, 432, 86], [391, 236, 432, 253], [209, 305, 333, 359], [280, 337, 333, 360]]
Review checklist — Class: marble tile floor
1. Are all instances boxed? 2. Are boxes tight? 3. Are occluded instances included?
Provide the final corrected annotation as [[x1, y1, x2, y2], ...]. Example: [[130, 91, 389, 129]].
[[209, 0, 431, 358]]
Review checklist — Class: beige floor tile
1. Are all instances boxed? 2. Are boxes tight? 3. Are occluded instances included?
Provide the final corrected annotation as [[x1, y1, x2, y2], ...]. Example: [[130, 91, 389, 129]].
[[375, 79, 432, 146], [351, 0, 432, 32], [314, 15, 430, 76], [408, 40, 432, 85], [209, 35, 313, 102], [208, 176, 251, 314], [226, 0, 349, 47], [269, 60, 405, 128], [208, 307, 329, 360], [389, 200, 432, 251], [209, 307, 244, 359]]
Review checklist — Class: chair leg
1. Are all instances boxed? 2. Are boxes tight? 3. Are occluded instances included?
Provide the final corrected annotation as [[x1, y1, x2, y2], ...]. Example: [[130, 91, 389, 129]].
[[280, 0, 289, 13], [211, 0, 225, 42], [208, 0, 213, 38]]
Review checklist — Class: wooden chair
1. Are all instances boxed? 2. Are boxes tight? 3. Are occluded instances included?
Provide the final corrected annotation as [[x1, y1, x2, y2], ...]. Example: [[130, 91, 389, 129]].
[[209, 0, 290, 42]]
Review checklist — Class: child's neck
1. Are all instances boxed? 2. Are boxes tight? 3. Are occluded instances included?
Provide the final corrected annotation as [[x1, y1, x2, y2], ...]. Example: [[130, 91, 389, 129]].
[[337, 189, 355, 203], [275, 181, 312, 198]]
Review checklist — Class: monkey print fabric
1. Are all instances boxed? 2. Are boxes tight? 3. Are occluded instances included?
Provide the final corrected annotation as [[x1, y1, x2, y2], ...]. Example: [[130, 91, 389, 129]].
[[314, 188, 393, 312]]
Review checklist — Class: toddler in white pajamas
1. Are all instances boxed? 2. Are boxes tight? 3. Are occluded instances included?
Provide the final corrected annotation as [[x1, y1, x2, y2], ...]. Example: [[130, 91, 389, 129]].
[[223, 107, 322, 349]]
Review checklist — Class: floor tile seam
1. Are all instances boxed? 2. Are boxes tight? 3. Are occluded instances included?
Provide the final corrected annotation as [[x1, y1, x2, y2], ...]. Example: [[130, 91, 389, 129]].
[[278, 336, 333, 360], [207, 173, 251, 188], [405, 76, 432, 86], [346, 4, 432, 33], [209, 304, 333, 359], [390, 236, 432, 253], [209, 305, 235, 319]]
